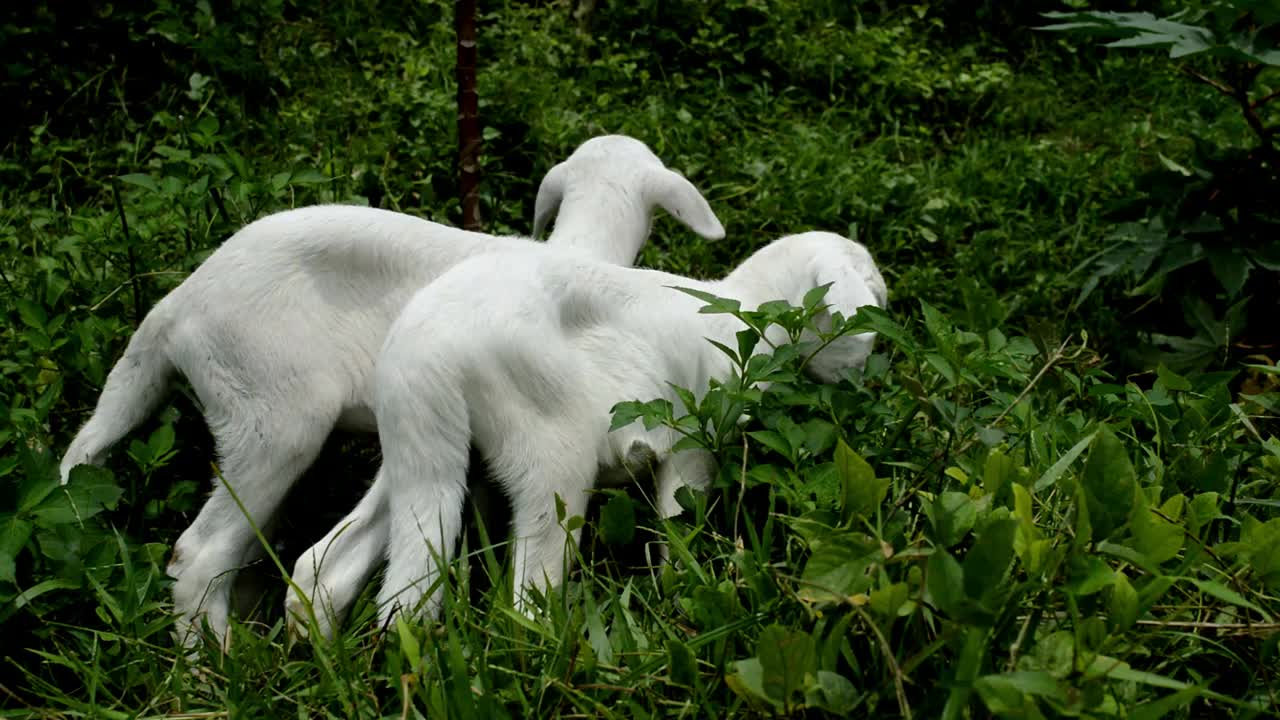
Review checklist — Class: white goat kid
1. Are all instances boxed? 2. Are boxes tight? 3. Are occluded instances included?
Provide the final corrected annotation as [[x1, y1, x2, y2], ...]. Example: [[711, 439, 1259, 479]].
[[58, 135, 725, 647], [370, 231, 887, 626]]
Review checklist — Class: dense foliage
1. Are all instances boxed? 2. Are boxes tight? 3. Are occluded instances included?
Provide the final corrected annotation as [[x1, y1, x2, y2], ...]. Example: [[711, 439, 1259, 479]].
[[1, 0, 1277, 717]]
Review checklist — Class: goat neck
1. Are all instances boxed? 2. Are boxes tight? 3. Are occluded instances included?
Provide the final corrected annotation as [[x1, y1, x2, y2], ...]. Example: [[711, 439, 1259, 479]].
[[545, 185, 652, 266]]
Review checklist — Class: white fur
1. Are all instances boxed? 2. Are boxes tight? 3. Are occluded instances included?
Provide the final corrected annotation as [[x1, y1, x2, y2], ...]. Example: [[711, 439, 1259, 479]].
[[356, 231, 887, 628], [57, 135, 724, 648]]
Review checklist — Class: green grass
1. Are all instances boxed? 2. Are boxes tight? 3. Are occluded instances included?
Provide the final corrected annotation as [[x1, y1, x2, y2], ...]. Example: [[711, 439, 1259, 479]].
[[2, 1, 1278, 717]]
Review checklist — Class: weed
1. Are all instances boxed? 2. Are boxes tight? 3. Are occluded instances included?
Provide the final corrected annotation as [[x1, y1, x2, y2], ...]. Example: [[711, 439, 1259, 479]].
[[1, 1, 1276, 717]]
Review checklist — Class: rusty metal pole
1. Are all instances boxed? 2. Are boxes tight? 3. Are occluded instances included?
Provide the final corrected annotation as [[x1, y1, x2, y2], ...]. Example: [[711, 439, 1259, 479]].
[[456, 0, 482, 230]]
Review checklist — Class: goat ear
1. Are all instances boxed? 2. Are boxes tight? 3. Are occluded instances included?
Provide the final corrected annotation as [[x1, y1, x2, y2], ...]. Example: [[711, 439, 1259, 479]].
[[862, 252, 889, 310], [813, 244, 888, 318], [533, 161, 568, 239], [648, 168, 726, 240]]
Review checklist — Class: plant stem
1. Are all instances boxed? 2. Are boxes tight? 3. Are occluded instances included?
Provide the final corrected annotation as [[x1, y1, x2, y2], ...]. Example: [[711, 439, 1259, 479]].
[[88, 271, 188, 313], [1180, 66, 1234, 97], [1233, 64, 1278, 163], [1251, 86, 1280, 110], [853, 603, 913, 720], [733, 435, 749, 543], [208, 186, 231, 226], [0, 266, 18, 298], [111, 178, 143, 327], [456, 0, 482, 231]]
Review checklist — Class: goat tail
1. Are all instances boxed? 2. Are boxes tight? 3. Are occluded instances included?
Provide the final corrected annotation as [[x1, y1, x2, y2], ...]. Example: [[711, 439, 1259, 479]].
[[374, 360, 473, 625], [60, 312, 177, 484]]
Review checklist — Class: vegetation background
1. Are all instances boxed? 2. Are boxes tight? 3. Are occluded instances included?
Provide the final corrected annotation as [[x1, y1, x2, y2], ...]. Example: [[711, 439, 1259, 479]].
[[1, 0, 1277, 717]]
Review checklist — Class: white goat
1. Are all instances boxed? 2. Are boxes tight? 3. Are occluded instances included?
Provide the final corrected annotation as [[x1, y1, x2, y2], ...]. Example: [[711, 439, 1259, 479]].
[[356, 231, 886, 627], [58, 135, 725, 647]]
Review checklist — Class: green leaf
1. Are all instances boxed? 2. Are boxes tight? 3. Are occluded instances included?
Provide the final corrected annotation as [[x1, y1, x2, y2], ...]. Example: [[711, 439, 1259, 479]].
[[1033, 432, 1095, 491], [671, 384, 698, 415], [1250, 540, 1280, 592], [1130, 685, 1203, 720], [943, 626, 990, 720], [982, 447, 1017, 500], [757, 624, 817, 706], [42, 270, 69, 310], [1066, 553, 1115, 596], [270, 170, 292, 192], [1129, 491, 1183, 565], [0, 553, 13, 587], [735, 328, 759, 365], [927, 549, 965, 617], [17, 464, 59, 515], [671, 286, 741, 315], [65, 464, 122, 508], [920, 300, 955, 351], [9, 578, 81, 611], [1090, 659, 1192, 691], [117, 173, 161, 193], [127, 438, 153, 468], [1206, 248, 1250, 297], [0, 512, 33, 554], [963, 518, 1017, 607], [975, 670, 1067, 710], [1109, 572, 1139, 631], [15, 298, 48, 330], [800, 418, 837, 457], [1097, 540, 1159, 574], [193, 114, 220, 137], [608, 398, 671, 431], [148, 424, 176, 458], [799, 535, 878, 606], [289, 167, 328, 185], [1187, 492, 1222, 537], [0, 513, 32, 583], [725, 659, 778, 711], [1080, 428, 1136, 542], [847, 305, 915, 351], [671, 435, 707, 453], [1012, 485, 1049, 574], [1038, 11, 1226, 61], [396, 615, 421, 670], [706, 339, 738, 364], [868, 582, 909, 618], [924, 352, 958, 385], [834, 440, 888, 519], [1033, 631, 1075, 677], [748, 430, 792, 461], [599, 491, 635, 545], [1155, 363, 1191, 392], [667, 638, 697, 688], [609, 400, 647, 431], [1013, 484, 1035, 528], [1188, 579, 1268, 617], [31, 466, 122, 526], [1234, 518, 1280, 592], [976, 425, 1006, 447], [1157, 152, 1194, 176], [927, 491, 977, 548], [690, 585, 737, 630], [801, 283, 831, 312], [805, 671, 858, 714]]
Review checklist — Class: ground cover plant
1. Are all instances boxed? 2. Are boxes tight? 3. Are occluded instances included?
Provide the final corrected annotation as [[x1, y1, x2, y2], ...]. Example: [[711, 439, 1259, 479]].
[[1, 0, 1277, 717]]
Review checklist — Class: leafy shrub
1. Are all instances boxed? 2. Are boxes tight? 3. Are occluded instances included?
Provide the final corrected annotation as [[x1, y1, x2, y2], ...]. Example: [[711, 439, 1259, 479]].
[[609, 290, 1277, 717], [1043, 4, 1280, 371], [1, 1, 1277, 716]]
